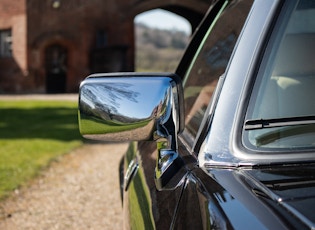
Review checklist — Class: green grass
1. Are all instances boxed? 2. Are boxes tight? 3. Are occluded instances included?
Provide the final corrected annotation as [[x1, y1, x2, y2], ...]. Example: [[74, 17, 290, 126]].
[[79, 115, 151, 135], [0, 100, 83, 199]]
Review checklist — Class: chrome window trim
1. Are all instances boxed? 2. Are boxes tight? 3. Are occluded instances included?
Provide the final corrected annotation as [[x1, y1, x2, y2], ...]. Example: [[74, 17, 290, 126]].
[[199, 0, 282, 167]]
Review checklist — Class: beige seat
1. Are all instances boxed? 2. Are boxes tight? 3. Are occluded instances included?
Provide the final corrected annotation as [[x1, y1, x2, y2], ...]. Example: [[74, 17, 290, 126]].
[[256, 33, 315, 119]]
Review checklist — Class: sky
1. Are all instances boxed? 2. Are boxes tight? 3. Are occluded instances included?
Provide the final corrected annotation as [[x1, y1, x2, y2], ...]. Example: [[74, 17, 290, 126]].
[[134, 9, 192, 34]]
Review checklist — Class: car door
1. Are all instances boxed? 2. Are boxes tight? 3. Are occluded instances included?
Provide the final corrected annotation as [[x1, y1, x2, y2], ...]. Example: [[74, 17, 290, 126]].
[[123, 0, 255, 229]]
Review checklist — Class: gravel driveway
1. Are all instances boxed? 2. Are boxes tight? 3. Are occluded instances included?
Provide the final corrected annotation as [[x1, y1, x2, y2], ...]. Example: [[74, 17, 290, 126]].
[[0, 142, 128, 230]]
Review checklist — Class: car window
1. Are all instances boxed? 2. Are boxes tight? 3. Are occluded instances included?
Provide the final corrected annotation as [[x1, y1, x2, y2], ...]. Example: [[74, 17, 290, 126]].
[[243, 0, 315, 150], [182, 0, 254, 141]]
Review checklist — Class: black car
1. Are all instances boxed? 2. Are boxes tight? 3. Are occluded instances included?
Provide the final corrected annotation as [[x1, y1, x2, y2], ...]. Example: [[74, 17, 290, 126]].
[[78, 0, 315, 229]]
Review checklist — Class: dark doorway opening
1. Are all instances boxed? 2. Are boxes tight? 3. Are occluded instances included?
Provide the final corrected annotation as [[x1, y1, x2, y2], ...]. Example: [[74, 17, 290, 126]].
[[45, 44, 67, 93]]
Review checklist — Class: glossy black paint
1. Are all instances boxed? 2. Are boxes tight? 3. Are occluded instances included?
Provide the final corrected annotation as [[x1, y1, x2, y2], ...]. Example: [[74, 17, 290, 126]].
[[192, 166, 315, 229], [124, 141, 186, 229]]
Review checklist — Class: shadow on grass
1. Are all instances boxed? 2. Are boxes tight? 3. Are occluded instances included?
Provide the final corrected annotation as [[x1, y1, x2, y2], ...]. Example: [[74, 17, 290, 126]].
[[0, 107, 82, 141]]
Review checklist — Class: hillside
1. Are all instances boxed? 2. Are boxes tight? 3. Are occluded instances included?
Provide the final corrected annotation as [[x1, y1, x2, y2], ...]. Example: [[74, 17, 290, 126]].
[[135, 23, 190, 72]]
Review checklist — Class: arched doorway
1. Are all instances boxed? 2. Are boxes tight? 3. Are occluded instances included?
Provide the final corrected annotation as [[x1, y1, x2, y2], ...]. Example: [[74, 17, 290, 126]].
[[45, 44, 67, 93], [134, 9, 191, 72]]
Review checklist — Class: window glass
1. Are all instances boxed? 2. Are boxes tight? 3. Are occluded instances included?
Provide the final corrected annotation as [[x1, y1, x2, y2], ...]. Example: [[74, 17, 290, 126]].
[[183, 0, 253, 139], [0, 29, 12, 58], [243, 0, 315, 150]]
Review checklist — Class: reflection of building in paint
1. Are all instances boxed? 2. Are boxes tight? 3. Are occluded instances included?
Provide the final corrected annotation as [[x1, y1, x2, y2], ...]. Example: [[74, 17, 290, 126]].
[[0, 0, 210, 94]]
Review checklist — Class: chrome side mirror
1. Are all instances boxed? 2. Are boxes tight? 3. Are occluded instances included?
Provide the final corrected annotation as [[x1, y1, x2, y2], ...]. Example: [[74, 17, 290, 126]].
[[79, 73, 183, 142], [78, 72, 185, 191]]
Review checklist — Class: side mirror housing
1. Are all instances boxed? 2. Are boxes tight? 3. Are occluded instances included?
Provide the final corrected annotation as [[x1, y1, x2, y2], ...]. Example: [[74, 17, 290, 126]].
[[79, 72, 187, 191], [78, 73, 184, 144]]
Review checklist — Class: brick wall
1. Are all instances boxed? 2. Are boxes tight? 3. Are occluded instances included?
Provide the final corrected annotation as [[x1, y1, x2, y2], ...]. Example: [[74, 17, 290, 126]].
[[0, 0, 28, 93], [0, 0, 209, 93]]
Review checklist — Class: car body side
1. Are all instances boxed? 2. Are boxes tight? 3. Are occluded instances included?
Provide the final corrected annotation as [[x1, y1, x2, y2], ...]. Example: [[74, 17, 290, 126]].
[[123, 0, 270, 228], [78, 0, 315, 229], [120, 0, 315, 229]]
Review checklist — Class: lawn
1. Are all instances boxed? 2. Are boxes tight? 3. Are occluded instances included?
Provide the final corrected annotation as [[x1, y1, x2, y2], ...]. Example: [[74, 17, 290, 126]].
[[0, 100, 83, 200], [79, 114, 152, 135]]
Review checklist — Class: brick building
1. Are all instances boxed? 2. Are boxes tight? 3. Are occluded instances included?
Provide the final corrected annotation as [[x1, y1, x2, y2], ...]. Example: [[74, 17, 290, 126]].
[[0, 0, 209, 93]]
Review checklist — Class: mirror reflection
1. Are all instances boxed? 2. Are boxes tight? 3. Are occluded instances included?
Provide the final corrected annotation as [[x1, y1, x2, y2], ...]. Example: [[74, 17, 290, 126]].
[[78, 75, 178, 141]]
